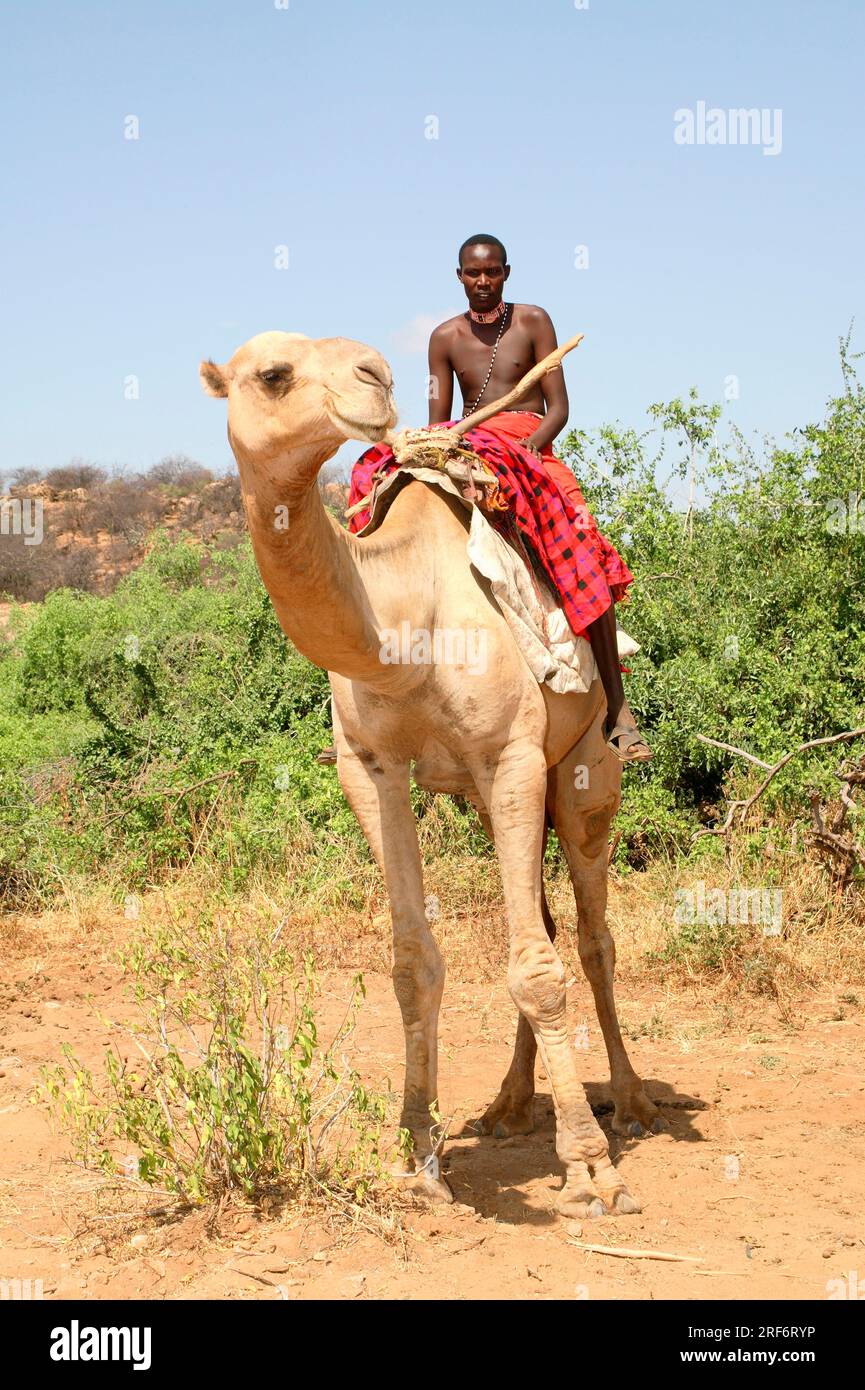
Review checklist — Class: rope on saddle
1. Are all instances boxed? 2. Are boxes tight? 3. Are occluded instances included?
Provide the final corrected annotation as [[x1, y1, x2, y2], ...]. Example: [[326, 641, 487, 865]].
[[385, 428, 510, 510], [345, 428, 511, 520]]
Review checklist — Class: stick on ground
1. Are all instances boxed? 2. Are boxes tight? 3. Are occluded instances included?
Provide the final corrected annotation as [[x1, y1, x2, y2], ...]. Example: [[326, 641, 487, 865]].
[[566, 1239, 703, 1263]]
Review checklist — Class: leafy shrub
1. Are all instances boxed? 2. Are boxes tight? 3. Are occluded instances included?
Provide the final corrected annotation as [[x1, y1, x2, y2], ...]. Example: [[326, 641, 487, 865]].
[[2, 338, 864, 905], [560, 331, 865, 837], [37, 910, 395, 1205]]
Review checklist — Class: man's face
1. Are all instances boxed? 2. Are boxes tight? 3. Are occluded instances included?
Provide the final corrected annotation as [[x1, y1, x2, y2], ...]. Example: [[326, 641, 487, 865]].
[[457, 244, 510, 311]]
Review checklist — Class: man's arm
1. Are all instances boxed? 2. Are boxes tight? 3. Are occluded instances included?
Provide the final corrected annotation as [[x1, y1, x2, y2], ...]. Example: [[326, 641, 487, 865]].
[[518, 308, 569, 455], [427, 324, 454, 424]]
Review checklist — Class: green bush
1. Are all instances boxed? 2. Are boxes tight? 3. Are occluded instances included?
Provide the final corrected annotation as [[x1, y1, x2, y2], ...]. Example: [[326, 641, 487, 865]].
[[37, 910, 395, 1205], [561, 332, 865, 845], [2, 339, 863, 905]]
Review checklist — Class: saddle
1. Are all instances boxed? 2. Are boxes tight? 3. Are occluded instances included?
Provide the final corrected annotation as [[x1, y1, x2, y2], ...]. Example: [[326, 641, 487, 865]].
[[345, 428, 510, 522]]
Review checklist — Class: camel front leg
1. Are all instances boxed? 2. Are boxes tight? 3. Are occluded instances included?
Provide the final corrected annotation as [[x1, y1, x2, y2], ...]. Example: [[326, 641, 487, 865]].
[[469, 739, 639, 1219], [336, 744, 451, 1201], [547, 724, 662, 1138], [478, 807, 555, 1137]]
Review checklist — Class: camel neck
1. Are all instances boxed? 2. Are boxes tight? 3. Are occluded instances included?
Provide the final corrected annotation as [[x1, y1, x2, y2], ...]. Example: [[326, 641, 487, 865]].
[[234, 448, 388, 684]]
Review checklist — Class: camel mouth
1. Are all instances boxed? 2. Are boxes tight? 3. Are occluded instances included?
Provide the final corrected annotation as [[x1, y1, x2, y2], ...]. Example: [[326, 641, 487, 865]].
[[328, 402, 396, 444]]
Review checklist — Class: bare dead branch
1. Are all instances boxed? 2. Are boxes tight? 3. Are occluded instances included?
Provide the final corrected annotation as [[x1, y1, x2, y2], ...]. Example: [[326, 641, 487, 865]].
[[691, 727, 865, 846], [695, 734, 772, 770]]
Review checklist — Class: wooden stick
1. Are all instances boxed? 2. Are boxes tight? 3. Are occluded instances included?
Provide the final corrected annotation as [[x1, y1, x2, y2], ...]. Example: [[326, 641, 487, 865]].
[[228, 1266, 281, 1288], [347, 332, 585, 521], [566, 1239, 703, 1263], [376, 332, 586, 449], [449, 333, 585, 436]]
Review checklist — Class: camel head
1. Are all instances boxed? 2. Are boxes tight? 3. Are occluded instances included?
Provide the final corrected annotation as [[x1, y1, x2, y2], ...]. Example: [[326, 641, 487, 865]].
[[199, 331, 397, 471]]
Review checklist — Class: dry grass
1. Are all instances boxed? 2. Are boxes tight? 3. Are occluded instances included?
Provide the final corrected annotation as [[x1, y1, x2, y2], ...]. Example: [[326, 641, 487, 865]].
[[4, 828, 863, 1016], [2, 781, 862, 1010]]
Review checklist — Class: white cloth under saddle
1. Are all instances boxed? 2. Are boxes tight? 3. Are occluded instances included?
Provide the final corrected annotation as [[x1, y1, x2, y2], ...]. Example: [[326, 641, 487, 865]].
[[356, 466, 639, 697]]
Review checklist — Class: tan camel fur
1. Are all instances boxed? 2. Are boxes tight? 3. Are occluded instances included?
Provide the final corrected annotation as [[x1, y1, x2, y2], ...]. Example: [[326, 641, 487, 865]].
[[200, 330, 661, 1218]]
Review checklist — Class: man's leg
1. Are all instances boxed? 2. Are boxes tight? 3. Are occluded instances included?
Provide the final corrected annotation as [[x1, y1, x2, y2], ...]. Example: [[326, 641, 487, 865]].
[[586, 601, 651, 762], [537, 455, 650, 762]]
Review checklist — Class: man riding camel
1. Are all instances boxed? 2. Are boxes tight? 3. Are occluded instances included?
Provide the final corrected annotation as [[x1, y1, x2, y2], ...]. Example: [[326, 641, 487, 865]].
[[425, 233, 650, 763], [319, 233, 651, 767]]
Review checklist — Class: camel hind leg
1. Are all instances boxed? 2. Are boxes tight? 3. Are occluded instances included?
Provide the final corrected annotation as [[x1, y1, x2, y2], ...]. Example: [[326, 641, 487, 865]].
[[477, 808, 553, 1138], [467, 737, 639, 1218], [547, 718, 662, 1138]]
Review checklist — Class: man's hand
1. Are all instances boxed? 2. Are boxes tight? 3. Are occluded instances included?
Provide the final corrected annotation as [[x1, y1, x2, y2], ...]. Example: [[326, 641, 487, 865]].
[[517, 434, 546, 461]]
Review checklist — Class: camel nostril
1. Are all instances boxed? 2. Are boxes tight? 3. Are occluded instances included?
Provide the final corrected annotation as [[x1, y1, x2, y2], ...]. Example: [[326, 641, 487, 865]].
[[354, 360, 390, 390]]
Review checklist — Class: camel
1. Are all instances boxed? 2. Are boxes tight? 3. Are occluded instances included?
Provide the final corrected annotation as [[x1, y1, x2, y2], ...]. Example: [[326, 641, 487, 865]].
[[200, 330, 662, 1219]]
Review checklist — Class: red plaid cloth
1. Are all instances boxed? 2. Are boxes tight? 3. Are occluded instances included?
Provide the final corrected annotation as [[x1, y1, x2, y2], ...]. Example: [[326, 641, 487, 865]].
[[347, 420, 633, 639]]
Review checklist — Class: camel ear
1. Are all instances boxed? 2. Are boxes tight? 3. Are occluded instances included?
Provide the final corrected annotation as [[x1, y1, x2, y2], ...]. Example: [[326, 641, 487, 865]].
[[199, 359, 229, 398]]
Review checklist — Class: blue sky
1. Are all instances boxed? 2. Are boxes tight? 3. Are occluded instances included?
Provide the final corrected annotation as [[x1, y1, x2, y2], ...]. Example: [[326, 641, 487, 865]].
[[2, 0, 863, 481]]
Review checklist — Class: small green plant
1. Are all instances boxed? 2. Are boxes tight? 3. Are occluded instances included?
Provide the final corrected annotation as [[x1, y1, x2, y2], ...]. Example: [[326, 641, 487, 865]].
[[37, 908, 394, 1207], [621, 1010, 670, 1041], [656, 913, 743, 973]]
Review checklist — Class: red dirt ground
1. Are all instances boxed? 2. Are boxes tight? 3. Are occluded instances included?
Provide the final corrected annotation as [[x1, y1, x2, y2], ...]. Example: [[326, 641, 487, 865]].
[[1, 924, 863, 1301]]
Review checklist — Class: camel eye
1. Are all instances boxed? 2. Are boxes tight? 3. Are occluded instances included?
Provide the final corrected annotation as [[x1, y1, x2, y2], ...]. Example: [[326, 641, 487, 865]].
[[258, 366, 293, 390]]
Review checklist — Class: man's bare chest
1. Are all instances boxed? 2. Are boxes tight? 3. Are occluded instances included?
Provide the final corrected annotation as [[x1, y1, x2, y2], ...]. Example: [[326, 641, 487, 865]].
[[451, 324, 536, 387]]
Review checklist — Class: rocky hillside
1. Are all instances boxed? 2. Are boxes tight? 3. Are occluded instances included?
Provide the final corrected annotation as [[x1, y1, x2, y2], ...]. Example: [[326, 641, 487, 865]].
[[0, 458, 350, 601]]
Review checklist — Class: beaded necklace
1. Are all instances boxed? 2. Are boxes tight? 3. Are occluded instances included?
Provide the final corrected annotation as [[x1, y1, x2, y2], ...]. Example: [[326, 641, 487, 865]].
[[462, 302, 510, 418], [468, 299, 507, 325]]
